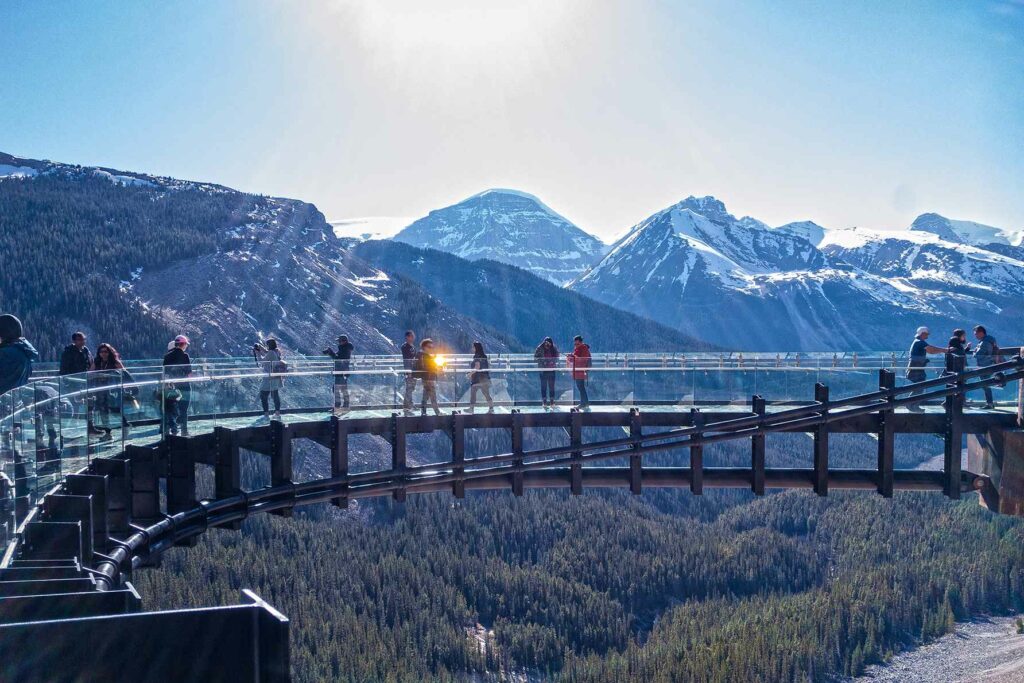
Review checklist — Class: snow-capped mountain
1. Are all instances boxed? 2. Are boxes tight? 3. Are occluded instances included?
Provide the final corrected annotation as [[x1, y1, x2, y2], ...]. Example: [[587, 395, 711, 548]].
[[571, 196, 1024, 351], [392, 189, 606, 284], [0, 151, 515, 357]]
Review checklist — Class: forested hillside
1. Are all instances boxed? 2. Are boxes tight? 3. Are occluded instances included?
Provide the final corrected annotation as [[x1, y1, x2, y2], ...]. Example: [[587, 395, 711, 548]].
[[351, 240, 718, 352], [135, 433, 1024, 682], [0, 168, 255, 358]]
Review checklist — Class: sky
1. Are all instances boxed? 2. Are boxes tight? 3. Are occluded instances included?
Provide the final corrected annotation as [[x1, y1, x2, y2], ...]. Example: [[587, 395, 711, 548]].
[[1, 0, 1022, 240]]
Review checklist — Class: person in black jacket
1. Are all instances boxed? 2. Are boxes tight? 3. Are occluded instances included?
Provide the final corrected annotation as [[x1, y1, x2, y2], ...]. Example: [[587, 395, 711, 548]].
[[401, 330, 417, 413], [162, 335, 192, 436], [60, 331, 96, 432], [60, 332, 92, 375], [324, 334, 355, 412], [469, 341, 494, 412]]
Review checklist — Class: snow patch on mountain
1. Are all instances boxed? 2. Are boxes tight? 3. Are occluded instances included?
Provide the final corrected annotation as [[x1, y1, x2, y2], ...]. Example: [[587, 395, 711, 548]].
[[911, 213, 1024, 247], [0, 164, 38, 179], [393, 188, 606, 284]]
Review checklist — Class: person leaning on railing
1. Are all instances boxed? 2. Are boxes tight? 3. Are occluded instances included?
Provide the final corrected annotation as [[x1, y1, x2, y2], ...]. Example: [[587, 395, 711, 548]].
[[0, 314, 38, 397], [905, 326, 945, 412], [534, 337, 559, 409]]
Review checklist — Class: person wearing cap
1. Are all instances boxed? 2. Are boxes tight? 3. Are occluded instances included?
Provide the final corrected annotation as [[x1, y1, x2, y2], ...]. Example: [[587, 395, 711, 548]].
[[324, 334, 355, 412], [534, 337, 560, 408], [0, 314, 39, 396], [162, 335, 192, 435], [906, 326, 944, 412]]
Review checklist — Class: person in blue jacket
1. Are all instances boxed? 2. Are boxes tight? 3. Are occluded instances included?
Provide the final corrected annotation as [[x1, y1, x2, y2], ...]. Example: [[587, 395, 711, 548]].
[[972, 325, 1000, 409], [0, 314, 39, 396]]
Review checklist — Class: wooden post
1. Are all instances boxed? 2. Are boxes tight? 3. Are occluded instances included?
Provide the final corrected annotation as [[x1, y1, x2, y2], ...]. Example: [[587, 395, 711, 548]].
[[751, 395, 766, 496], [629, 409, 642, 495], [690, 408, 703, 495], [330, 416, 349, 508], [452, 414, 465, 499], [511, 411, 524, 497], [392, 415, 407, 502], [270, 420, 293, 517], [813, 383, 829, 496], [877, 370, 895, 498], [944, 354, 964, 499], [570, 410, 583, 495]]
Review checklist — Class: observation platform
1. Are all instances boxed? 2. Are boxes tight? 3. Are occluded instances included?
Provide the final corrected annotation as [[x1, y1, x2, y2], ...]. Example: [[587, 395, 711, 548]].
[[1, 350, 1022, 681]]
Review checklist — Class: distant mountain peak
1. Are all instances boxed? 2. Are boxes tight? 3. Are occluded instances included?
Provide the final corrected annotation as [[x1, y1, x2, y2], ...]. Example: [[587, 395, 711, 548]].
[[673, 195, 733, 221], [393, 189, 605, 285], [910, 212, 1023, 247]]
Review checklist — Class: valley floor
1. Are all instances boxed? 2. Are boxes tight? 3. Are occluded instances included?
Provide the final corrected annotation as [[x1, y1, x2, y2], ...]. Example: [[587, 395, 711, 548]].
[[851, 616, 1024, 683]]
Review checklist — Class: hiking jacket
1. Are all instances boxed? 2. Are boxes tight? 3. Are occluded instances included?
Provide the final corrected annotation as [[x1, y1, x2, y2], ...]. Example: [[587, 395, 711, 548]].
[[0, 338, 39, 396], [60, 344, 92, 376], [974, 335, 998, 367], [567, 344, 592, 381]]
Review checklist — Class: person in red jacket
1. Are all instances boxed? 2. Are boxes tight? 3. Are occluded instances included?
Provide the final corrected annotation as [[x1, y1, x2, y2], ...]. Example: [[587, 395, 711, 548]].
[[566, 335, 592, 409]]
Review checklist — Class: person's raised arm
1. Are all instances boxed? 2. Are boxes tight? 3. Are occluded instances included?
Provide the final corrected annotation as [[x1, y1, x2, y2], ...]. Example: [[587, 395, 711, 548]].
[[926, 345, 945, 354]]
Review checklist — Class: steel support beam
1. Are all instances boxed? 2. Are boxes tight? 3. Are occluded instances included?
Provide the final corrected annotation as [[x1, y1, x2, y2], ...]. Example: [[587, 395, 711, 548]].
[[452, 414, 465, 499], [269, 421, 293, 517], [330, 416, 349, 508], [392, 415, 407, 502], [877, 370, 895, 498], [751, 395, 766, 495], [570, 410, 583, 495], [944, 355, 965, 499], [511, 411, 524, 497], [629, 409, 642, 495], [690, 408, 704, 495], [813, 383, 829, 496]]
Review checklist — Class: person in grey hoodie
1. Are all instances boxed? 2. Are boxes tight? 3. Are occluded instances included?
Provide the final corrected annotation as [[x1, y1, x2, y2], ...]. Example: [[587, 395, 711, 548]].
[[972, 325, 999, 409], [0, 314, 39, 396]]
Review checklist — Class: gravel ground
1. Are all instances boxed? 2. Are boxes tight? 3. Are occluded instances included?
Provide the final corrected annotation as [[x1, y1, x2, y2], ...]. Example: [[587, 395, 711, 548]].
[[852, 617, 1024, 683]]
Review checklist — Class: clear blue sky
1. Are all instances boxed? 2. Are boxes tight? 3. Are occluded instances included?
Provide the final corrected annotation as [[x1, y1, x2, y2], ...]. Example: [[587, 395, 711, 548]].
[[1, 0, 1021, 239]]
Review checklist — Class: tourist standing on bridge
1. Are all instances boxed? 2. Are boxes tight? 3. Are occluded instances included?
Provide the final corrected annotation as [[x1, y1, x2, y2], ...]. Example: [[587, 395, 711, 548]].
[[60, 332, 92, 376], [469, 341, 494, 412], [401, 330, 417, 413], [906, 327, 945, 412], [324, 335, 354, 413], [567, 335, 592, 409], [973, 325, 1000, 409], [163, 335, 192, 436], [947, 329, 971, 358], [0, 314, 38, 396], [60, 331, 99, 433], [91, 343, 134, 441], [255, 339, 285, 420], [418, 338, 442, 416], [534, 337, 559, 408]]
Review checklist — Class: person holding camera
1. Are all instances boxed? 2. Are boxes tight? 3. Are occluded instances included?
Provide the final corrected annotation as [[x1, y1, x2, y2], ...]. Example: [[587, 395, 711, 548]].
[[324, 334, 354, 413], [254, 338, 286, 420]]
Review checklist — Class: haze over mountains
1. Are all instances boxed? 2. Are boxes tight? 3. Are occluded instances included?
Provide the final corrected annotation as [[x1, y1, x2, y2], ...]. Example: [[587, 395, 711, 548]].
[[3, 149, 1022, 357], [371, 188, 1023, 351]]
